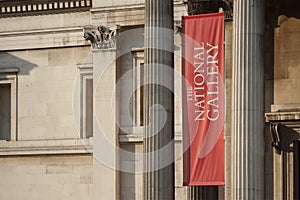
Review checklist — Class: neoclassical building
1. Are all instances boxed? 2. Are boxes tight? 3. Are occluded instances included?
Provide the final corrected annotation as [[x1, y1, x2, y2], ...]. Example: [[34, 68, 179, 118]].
[[0, 0, 299, 199]]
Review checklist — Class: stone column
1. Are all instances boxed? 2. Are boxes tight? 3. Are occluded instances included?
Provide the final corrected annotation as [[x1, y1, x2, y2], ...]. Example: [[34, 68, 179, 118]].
[[231, 0, 265, 199], [143, 0, 174, 199]]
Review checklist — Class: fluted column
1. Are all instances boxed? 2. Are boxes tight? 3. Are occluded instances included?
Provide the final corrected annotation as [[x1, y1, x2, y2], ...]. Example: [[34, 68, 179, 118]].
[[143, 0, 174, 199], [231, 0, 265, 199]]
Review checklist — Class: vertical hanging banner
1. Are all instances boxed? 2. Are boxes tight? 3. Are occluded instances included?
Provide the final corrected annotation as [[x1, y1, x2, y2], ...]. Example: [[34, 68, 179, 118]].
[[182, 13, 225, 186]]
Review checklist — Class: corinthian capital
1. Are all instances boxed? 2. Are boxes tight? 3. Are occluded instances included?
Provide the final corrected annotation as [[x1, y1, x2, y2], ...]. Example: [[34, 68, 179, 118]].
[[83, 25, 119, 49]]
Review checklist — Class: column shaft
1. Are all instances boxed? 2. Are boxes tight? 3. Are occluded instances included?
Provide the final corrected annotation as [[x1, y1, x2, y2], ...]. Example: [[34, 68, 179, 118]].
[[232, 0, 265, 199], [143, 0, 174, 200]]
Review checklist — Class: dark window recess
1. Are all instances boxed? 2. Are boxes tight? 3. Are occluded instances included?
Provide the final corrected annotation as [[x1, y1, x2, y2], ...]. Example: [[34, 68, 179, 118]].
[[85, 79, 93, 138], [0, 84, 11, 141]]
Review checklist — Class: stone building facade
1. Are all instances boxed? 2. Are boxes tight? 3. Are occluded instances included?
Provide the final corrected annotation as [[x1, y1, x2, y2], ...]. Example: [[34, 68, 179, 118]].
[[0, 0, 299, 199]]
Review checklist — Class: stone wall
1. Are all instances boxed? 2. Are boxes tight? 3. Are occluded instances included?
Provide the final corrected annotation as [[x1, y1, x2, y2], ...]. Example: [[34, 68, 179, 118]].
[[264, 0, 300, 198], [0, 155, 93, 200], [0, 47, 91, 140], [0, 4, 94, 199], [274, 16, 300, 104], [0, 12, 91, 51]]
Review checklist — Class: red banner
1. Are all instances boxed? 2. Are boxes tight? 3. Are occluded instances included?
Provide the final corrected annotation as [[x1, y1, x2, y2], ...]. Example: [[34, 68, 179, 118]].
[[182, 13, 225, 186]]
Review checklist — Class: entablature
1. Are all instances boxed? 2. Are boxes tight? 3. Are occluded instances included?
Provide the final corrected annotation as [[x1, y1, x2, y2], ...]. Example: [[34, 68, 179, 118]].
[[0, 0, 91, 18]]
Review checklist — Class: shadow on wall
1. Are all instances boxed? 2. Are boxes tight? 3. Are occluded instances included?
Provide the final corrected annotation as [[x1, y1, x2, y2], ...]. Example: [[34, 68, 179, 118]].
[[0, 52, 37, 75]]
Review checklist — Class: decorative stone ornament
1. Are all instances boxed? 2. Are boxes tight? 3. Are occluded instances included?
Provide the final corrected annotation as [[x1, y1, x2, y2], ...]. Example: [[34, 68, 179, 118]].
[[83, 25, 118, 49], [186, 0, 233, 20]]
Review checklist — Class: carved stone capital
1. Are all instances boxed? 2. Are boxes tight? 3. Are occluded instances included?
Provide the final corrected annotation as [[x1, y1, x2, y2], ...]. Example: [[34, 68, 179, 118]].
[[222, 0, 233, 20], [83, 25, 119, 49]]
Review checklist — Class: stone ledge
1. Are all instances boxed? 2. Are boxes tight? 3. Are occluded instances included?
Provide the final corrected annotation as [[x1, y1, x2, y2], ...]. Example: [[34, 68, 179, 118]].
[[0, 67, 19, 73], [0, 26, 89, 51], [0, 138, 93, 156], [0, 26, 83, 36], [92, 48, 116, 53], [265, 111, 300, 122], [119, 125, 182, 142]]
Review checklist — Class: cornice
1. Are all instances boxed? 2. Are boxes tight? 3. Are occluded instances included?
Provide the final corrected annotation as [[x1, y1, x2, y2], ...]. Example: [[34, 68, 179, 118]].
[[0, 0, 91, 18], [265, 112, 300, 122], [0, 138, 93, 156], [90, 1, 185, 13], [0, 26, 84, 37], [0, 26, 89, 51]]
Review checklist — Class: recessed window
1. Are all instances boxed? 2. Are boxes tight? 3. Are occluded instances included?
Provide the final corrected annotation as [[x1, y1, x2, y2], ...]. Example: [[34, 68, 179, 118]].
[[83, 78, 93, 138], [0, 68, 18, 141], [78, 65, 93, 138], [0, 84, 11, 141], [132, 50, 144, 126]]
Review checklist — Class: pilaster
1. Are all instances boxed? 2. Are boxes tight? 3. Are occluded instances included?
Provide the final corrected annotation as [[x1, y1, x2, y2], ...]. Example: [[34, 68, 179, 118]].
[[92, 48, 118, 200]]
